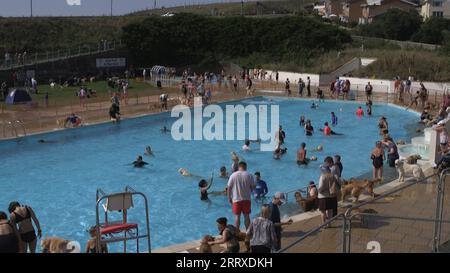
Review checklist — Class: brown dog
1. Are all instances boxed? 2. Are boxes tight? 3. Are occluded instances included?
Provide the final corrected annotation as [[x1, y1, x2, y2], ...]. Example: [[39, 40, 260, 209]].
[[294, 191, 317, 212], [199, 235, 215, 253], [41, 237, 74, 253], [341, 178, 382, 203]]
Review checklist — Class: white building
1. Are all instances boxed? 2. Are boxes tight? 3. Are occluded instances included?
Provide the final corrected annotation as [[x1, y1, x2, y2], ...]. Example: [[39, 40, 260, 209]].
[[421, 0, 450, 19]]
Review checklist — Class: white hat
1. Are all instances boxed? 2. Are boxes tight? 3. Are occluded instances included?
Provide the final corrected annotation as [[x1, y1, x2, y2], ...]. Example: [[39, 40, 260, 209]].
[[438, 120, 446, 126], [274, 192, 286, 204]]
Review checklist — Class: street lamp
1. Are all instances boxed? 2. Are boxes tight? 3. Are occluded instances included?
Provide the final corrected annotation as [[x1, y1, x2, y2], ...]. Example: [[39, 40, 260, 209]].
[[30, 0, 33, 17], [110, 0, 113, 17]]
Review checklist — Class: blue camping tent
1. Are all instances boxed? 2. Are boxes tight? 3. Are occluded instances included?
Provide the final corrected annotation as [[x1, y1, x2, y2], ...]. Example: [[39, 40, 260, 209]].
[[5, 89, 32, 105]]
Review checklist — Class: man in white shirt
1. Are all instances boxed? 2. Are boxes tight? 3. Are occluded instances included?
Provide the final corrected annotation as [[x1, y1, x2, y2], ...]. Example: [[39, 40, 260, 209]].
[[227, 161, 256, 230]]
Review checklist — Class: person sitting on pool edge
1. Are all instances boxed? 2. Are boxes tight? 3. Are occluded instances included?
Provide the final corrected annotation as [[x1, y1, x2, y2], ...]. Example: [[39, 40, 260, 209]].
[[132, 156, 148, 168], [209, 217, 241, 253], [64, 113, 82, 128], [297, 142, 309, 165], [320, 122, 343, 136], [144, 146, 154, 156]]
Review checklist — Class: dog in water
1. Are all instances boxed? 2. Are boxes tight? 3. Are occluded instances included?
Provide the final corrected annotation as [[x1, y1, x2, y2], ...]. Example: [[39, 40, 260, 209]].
[[41, 237, 75, 253], [199, 235, 215, 253], [395, 159, 425, 183], [341, 178, 382, 203]]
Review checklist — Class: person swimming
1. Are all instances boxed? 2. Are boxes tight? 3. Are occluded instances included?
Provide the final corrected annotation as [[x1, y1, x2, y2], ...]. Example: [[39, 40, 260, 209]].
[[273, 144, 287, 160], [299, 116, 305, 127], [199, 178, 213, 201], [311, 102, 318, 109], [132, 156, 148, 168], [219, 166, 229, 178], [297, 142, 309, 165], [320, 123, 343, 136], [38, 139, 57, 143], [178, 168, 202, 178], [144, 146, 154, 156], [305, 120, 314, 136], [356, 106, 364, 117], [331, 112, 338, 126], [242, 140, 250, 151], [160, 126, 171, 133]]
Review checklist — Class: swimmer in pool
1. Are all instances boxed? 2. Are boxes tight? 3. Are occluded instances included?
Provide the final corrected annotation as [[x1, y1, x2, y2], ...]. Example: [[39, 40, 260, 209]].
[[273, 144, 287, 160], [219, 166, 229, 178], [242, 140, 251, 151], [144, 146, 154, 156], [331, 112, 338, 126], [38, 139, 57, 143], [311, 102, 318, 109], [132, 156, 149, 168], [299, 116, 305, 127], [178, 168, 202, 178], [160, 126, 171, 133], [199, 178, 213, 201], [297, 142, 309, 165], [320, 122, 343, 135]]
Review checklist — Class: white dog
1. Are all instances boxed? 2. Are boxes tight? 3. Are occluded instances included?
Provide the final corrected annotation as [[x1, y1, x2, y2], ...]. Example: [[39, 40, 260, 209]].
[[395, 159, 425, 183]]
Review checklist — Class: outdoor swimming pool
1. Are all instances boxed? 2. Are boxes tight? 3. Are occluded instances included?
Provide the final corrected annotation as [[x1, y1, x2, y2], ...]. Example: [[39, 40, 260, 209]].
[[0, 96, 420, 252]]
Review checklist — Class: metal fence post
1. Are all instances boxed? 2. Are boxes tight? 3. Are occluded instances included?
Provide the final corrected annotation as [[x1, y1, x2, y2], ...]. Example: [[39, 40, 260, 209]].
[[433, 168, 450, 252]]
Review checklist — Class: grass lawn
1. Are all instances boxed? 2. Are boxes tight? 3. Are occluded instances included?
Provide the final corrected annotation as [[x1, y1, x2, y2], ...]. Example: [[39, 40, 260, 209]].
[[0, 79, 179, 113]]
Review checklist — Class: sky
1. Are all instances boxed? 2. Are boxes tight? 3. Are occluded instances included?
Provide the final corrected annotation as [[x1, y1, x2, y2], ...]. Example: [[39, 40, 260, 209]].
[[0, 0, 248, 17]]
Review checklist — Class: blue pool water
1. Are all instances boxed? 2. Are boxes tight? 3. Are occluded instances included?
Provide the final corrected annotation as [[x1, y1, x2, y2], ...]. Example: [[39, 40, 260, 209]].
[[0, 97, 420, 252]]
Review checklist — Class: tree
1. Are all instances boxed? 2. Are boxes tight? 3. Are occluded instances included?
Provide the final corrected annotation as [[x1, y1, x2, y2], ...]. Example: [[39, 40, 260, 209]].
[[357, 9, 422, 41], [412, 17, 450, 45]]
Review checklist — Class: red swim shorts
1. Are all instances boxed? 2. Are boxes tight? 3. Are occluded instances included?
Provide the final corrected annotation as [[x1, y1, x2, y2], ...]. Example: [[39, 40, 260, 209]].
[[232, 200, 251, 215]]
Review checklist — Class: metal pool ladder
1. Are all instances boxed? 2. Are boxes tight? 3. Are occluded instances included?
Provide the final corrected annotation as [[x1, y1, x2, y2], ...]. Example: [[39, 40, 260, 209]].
[[95, 186, 151, 253]]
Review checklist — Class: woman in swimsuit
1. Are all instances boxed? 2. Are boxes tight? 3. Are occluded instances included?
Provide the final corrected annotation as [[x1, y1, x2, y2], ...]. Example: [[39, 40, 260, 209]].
[[8, 202, 41, 253], [0, 211, 21, 253], [371, 141, 385, 180], [305, 120, 314, 136]]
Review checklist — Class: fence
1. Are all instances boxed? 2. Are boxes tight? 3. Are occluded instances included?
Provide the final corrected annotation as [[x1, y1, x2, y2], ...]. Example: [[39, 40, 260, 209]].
[[0, 40, 122, 70], [279, 168, 450, 253]]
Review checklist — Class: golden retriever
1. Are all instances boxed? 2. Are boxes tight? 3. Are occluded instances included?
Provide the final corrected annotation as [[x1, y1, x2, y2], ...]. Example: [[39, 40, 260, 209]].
[[41, 237, 75, 253], [199, 235, 215, 253], [341, 178, 382, 203]]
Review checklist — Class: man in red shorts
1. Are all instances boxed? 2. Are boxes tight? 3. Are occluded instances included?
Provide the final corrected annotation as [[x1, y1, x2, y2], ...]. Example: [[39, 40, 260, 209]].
[[227, 161, 256, 230]]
